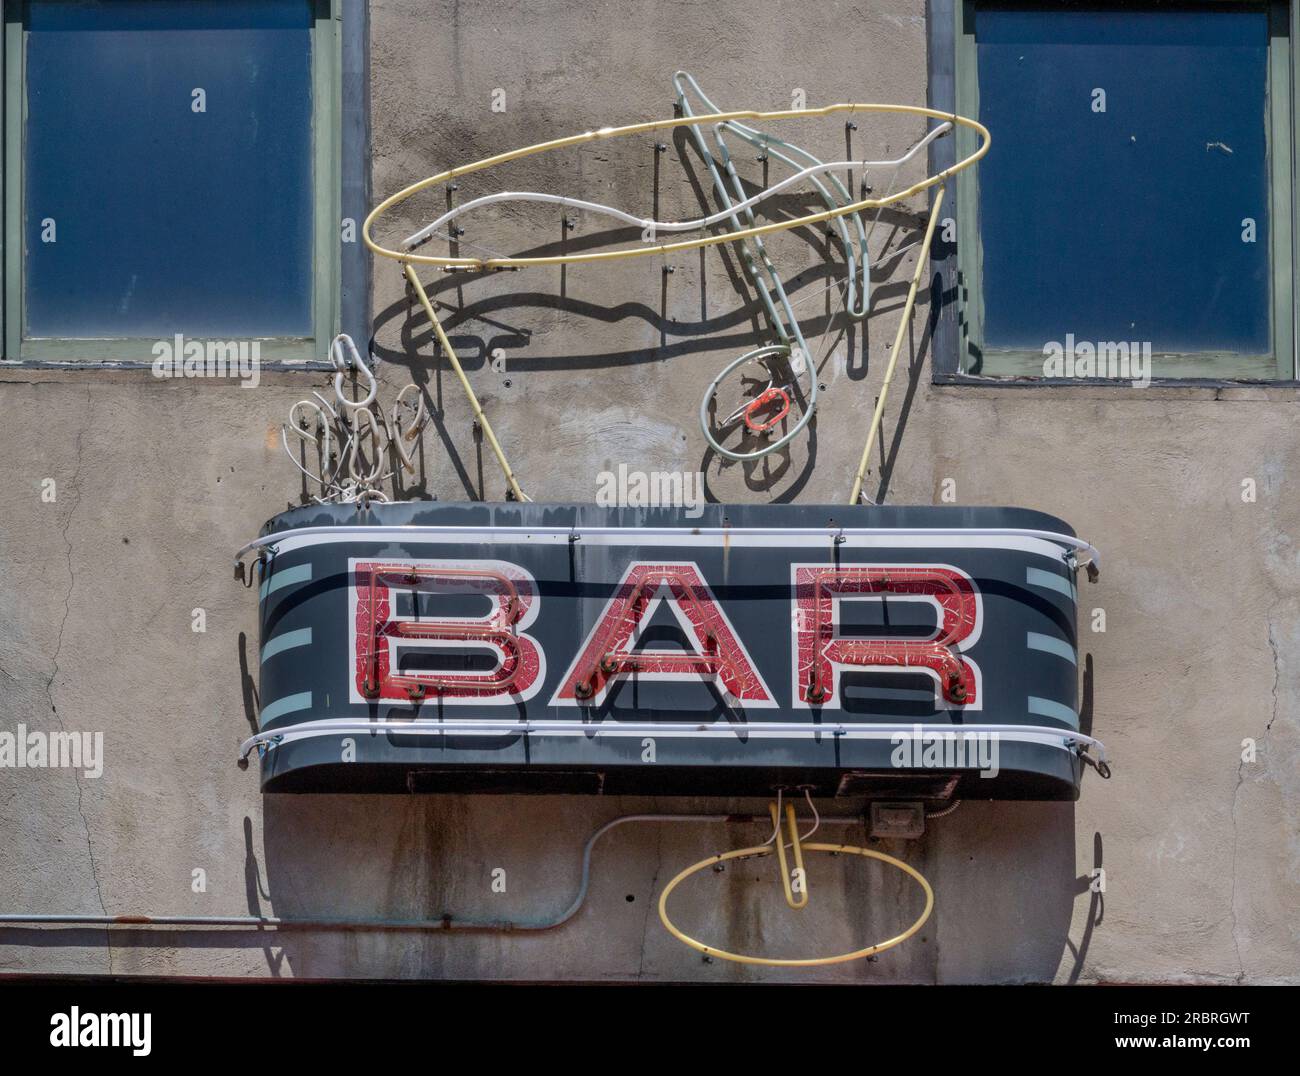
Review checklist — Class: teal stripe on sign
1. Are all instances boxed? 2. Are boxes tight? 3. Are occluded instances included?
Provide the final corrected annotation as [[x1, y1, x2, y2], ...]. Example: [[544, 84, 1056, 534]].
[[1026, 631, 1077, 666], [259, 691, 312, 727], [1025, 566, 1075, 601], [1028, 695, 1079, 730], [259, 562, 312, 602], [261, 627, 313, 663]]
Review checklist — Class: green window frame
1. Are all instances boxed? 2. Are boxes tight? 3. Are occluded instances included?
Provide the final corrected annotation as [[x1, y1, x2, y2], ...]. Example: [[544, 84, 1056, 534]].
[[0, 0, 342, 366], [944, 0, 1297, 382]]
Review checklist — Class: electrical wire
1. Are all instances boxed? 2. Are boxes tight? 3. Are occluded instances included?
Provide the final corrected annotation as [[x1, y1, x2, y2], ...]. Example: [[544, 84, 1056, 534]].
[[926, 799, 962, 819]]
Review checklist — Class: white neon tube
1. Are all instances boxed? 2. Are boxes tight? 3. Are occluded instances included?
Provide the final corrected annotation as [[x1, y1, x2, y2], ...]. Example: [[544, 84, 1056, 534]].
[[401, 124, 951, 250]]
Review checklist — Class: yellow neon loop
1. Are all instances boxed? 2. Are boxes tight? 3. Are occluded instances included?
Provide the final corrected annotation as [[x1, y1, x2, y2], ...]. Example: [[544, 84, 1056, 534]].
[[657, 841, 934, 968], [363, 104, 989, 269]]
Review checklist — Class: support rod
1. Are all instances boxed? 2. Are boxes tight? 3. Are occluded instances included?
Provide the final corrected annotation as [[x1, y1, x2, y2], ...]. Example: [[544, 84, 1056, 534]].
[[849, 187, 945, 506], [403, 262, 527, 502]]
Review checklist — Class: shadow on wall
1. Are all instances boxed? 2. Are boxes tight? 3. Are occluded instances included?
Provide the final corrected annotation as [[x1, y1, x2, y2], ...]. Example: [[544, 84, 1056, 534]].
[[237, 659, 1103, 982], [0, 645, 1098, 980], [0, 805, 1096, 981], [243, 791, 1097, 982], [230, 585, 1102, 981], [361, 173, 931, 505]]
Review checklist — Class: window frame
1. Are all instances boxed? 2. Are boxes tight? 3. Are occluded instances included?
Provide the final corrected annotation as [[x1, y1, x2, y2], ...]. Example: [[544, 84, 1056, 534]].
[[0, 0, 351, 368], [928, 0, 1298, 385]]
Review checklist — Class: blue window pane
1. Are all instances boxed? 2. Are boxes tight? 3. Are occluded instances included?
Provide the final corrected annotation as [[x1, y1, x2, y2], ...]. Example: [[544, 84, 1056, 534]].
[[24, 0, 314, 339], [976, 5, 1272, 353]]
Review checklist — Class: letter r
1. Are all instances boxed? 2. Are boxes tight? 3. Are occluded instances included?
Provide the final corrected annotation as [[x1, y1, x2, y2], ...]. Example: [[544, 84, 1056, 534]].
[[792, 564, 981, 708]]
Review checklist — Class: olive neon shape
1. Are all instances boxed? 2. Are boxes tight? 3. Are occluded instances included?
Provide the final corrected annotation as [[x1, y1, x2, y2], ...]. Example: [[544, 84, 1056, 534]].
[[657, 841, 934, 968], [363, 103, 989, 270], [362, 104, 989, 493]]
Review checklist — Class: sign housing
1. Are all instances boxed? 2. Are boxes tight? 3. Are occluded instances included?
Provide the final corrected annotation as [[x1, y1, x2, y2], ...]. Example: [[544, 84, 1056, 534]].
[[249, 502, 1093, 799]]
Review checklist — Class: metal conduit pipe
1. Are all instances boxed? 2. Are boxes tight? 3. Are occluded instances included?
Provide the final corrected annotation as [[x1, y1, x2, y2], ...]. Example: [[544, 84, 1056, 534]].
[[0, 813, 866, 934]]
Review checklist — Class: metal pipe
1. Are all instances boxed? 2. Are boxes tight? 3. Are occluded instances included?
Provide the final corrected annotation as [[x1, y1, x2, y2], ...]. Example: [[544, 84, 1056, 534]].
[[0, 814, 862, 934]]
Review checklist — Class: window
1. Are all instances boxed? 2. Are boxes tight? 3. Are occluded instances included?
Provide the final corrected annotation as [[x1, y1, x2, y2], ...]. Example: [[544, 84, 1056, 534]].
[[3, 0, 343, 363], [932, 1, 1296, 382]]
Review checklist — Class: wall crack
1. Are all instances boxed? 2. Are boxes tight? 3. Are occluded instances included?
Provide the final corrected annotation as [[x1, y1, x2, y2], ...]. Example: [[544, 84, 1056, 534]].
[[42, 391, 111, 971], [1228, 617, 1282, 984]]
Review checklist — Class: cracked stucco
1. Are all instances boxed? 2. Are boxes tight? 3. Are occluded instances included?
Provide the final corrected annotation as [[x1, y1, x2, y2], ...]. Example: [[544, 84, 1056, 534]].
[[45, 393, 112, 977], [0, 0, 1296, 982]]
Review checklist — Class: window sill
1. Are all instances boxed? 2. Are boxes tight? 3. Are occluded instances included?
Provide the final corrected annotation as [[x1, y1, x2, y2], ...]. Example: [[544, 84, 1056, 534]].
[[0, 360, 333, 382], [933, 371, 1300, 396]]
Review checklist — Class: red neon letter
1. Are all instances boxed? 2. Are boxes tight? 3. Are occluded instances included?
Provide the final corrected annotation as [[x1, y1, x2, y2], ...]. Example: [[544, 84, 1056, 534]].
[[352, 559, 544, 704], [552, 562, 774, 707], [793, 565, 979, 707]]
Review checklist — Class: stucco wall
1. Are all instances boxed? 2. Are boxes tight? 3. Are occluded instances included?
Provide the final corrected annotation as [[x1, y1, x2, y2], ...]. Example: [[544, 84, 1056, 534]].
[[0, 0, 1296, 983]]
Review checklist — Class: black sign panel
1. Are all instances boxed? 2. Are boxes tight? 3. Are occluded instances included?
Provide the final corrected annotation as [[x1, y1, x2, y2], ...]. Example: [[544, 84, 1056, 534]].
[[247, 502, 1092, 799]]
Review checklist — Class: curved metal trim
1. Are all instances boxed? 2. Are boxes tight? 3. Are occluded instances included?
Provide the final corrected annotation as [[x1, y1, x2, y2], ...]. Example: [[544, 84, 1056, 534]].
[[236, 524, 1101, 570], [241, 718, 1107, 765]]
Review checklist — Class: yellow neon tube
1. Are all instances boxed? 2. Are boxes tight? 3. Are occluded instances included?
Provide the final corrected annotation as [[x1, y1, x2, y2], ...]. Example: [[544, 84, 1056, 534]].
[[403, 264, 526, 502], [364, 104, 988, 269], [848, 187, 946, 506], [771, 801, 809, 911], [657, 840, 934, 968]]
